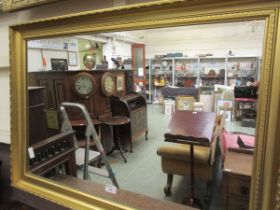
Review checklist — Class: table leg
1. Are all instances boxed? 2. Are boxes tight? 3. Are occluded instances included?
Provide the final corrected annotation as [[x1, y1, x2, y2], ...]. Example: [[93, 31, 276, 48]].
[[107, 126, 127, 163], [183, 144, 202, 208]]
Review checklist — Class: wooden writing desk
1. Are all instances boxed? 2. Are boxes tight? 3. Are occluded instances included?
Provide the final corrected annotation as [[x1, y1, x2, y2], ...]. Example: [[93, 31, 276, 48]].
[[164, 110, 216, 207]]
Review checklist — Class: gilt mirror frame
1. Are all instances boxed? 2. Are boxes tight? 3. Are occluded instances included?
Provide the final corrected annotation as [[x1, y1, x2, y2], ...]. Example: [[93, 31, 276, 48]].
[[10, 0, 280, 209]]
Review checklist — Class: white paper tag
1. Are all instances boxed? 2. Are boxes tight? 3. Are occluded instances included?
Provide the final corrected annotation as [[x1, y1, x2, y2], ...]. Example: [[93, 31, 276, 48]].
[[224, 168, 231, 172], [105, 184, 117, 194], [28, 147, 35, 159]]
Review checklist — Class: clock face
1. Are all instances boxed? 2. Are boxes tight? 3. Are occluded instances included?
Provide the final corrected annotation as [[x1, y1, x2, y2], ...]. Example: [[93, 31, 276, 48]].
[[101, 73, 115, 96], [73, 73, 96, 98]]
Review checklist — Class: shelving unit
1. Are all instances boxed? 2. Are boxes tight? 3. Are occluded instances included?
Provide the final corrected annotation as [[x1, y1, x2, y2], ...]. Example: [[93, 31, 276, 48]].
[[226, 56, 259, 86], [174, 57, 199, 87], [146, 56, 261, 103], [199, 57, 226, 86]]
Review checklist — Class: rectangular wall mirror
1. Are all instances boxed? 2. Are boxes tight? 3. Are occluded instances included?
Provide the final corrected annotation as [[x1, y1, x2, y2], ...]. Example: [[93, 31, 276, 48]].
[[10, 1, 280, 210]]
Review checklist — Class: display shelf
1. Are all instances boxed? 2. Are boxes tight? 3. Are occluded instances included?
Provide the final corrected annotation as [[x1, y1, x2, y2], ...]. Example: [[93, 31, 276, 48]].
[[147, 56, 261, 103], [226, 56, 259, 86]]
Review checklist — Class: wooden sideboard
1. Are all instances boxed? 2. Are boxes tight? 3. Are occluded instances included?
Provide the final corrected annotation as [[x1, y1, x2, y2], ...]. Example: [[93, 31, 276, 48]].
[[223, 150, 253, 210], [111, 93, 148, 152]]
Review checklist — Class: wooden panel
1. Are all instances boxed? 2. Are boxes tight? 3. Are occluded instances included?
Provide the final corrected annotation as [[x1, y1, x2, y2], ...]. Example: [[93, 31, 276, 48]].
[[39, 79, 55, 108], [54, 79, 68, 108], [227, 196, 249, 210], [28, 87, 48, 145], [228, 176, 251, 198]]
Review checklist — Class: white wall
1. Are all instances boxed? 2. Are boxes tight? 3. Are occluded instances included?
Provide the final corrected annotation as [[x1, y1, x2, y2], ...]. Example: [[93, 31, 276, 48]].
[[28, 38, 80, 71], [0, 67, 10, 143], [103, 38, 132, 68], [124, 21, 265, 58]]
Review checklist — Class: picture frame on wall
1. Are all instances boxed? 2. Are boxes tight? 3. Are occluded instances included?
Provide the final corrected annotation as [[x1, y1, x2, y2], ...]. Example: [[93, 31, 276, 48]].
[[68, 51, 78, 66]]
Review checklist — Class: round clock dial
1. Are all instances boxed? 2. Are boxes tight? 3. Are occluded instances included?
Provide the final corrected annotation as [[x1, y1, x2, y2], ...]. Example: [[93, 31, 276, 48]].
[[101, 73, 115, 96], [73, 73, 96, 98]]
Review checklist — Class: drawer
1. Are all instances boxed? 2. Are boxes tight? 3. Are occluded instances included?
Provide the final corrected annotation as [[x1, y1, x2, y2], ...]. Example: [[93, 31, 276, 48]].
[[228, 176, 251, 198], [227, 196, 249, 210]]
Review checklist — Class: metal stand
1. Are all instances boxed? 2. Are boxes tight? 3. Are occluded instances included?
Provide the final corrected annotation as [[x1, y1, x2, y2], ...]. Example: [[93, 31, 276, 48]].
[[60, 102, 119, 188]]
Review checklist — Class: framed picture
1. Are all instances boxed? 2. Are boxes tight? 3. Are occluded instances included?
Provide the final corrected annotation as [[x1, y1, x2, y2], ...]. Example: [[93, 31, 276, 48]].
[[68, 51, 78, 66], [175, 96, 195, 111], [116, 75, 125, 91], [51, 58, 68, 71]]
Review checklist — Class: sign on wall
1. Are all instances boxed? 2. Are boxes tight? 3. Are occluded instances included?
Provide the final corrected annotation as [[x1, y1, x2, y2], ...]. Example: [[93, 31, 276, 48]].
[[28, 39, 78, 51], [2, 0, 62, 12]]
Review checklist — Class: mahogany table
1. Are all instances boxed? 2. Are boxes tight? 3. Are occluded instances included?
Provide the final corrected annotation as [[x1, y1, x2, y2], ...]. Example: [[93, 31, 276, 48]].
[[164, 110, 216, 208], [102, 116, 130, 163]]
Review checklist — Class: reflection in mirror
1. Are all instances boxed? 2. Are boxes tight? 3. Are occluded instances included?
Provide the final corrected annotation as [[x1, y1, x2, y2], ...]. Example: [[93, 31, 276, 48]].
[[27, 20, 265, 209]]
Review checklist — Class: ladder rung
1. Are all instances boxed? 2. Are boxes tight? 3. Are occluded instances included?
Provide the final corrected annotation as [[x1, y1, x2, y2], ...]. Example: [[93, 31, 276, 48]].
[[88, 165, 109, 177], [75, 148, 100, 166]]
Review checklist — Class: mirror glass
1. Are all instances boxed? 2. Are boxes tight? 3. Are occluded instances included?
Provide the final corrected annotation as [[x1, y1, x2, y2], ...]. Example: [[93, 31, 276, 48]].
[[27, 20, 265, 208]]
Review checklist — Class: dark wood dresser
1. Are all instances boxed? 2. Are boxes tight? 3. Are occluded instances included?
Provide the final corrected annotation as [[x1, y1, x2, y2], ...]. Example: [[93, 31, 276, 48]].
[[223, 150, 253, 210], [111, 93, 148, 152]]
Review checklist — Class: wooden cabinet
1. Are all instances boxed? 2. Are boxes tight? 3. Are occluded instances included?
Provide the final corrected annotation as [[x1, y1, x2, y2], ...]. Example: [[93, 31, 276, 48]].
[[111, 93, 148, 152], [28, 87, 48, 145], [223, 151, 253, 210]]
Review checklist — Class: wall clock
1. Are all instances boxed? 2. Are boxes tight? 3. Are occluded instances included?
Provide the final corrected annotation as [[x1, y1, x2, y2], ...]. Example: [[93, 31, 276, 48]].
[[73, 72, 96, 98], [101, 72, 116, 96]]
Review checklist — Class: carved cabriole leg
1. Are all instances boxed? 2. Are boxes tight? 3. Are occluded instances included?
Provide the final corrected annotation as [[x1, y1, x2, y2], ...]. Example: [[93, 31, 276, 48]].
[[145, 130, 148, 140], [204, 180, 212, 204], [164, 174, 173, 196]]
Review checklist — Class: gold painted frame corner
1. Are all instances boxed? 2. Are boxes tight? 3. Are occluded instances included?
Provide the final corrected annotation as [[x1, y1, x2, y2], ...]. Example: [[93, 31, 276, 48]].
[[3, 0, 63, 12], [10, 1, 280, 209]]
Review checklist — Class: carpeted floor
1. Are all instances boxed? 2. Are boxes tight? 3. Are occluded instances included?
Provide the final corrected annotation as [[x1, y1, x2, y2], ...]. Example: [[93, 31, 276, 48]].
[[77, 104, 255, 210]]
